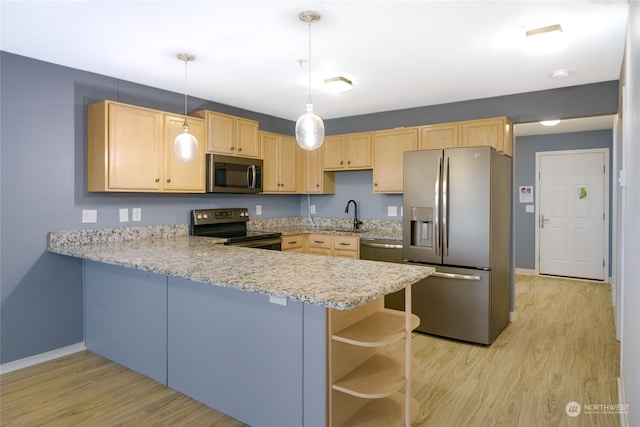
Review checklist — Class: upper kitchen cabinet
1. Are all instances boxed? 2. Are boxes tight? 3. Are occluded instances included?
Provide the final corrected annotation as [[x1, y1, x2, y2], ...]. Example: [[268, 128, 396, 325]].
[[323, 132, 372, 171], [261, 131, 302, 193], [190, 110, 260, 158], [304, 147, 335, 194], [88, 100, 205, 193], [419, 123, 460, 150], [372, 127, 418, 193], [460, 117, 513, 157]]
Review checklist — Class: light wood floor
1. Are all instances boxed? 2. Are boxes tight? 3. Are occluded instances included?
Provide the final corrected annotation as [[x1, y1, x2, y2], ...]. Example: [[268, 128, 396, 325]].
[[1, 275, 619, 426]]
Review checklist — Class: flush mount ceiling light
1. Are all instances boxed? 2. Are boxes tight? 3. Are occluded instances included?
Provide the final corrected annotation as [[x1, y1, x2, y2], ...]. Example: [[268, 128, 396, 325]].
[[174, 53, 198, 162], [551, 69, 569, 79], [295, 10, 325, 151], [540, 120, 561, 126], [526, 24, 563, 38], [324, 76, 353, 93]]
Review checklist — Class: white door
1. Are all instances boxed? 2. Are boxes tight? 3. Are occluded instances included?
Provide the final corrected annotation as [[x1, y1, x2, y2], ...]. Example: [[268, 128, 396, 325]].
[[537, 149, 608, 280]]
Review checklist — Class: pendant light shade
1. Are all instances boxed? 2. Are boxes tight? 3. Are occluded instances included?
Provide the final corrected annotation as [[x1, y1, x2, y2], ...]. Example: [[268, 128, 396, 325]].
[[295, 11, 324, 151], [174, 53, 198, 162], [296, 103, 325, 150]]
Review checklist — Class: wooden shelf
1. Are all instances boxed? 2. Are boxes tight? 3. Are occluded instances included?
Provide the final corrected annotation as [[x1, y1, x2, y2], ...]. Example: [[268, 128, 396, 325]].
[[333, 349, 419, 399], [340, 393, 420, 427], [332, 309, 420, 347]]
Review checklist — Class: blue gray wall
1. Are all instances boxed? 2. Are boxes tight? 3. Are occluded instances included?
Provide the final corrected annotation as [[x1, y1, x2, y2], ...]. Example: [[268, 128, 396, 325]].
[[0, 51, 619, 364], [514, 131, 613, 270]]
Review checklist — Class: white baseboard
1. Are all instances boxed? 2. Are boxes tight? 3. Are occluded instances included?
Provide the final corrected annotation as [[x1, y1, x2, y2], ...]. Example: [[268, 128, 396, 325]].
[[509, 311, 516, 322], [0, 342, 86, 375], [515, 268, 536, 275]]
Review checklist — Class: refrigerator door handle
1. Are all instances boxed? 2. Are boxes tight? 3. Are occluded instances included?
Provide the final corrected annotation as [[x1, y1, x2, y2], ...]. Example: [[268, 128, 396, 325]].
[[442, 157, 449, 256], [434, 157, 441, 256], [431, 271, 482, 281]]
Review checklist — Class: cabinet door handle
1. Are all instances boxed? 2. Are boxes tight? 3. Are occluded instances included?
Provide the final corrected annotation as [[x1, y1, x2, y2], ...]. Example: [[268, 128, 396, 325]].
[[288, 241, 298, 245], [339, 242, 351, 246], [230, 146, 235, 150], [347, 160, 351, 165], [166, 178, 171, 183], [374, 183, 378, 186], [155, 178, 160, 182], [340, 161, 344, 165], [314, 240, 325, 244], [238, 147, 242, 152]]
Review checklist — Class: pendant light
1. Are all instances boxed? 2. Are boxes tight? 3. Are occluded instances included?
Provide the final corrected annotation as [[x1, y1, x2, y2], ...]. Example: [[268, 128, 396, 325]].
[[174, 53, 198, 162], [295, 11, 325, 151]]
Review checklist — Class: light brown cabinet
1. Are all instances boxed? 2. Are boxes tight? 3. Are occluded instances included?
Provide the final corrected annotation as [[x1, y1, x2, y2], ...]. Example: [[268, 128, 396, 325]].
[[307, 234, 360, 258], [419, 123, 460, 150], [88, 100, 205, 193], [261, 131, 302, 193], [372, 128, 418, 194], [323, 133, 372, 171], [460, 117, 512, 157], [304, 146, 336, 194], [190, 110, 260, 158], [281, 234, 306, 253]]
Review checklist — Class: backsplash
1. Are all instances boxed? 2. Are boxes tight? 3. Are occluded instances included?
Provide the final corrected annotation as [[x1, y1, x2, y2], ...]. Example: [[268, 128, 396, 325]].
[[48, 224, 189, 248], [248, 217, 402, 233]]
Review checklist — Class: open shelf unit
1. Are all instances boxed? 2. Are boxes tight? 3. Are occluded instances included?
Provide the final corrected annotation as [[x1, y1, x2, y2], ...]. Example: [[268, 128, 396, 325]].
[[328, 286, 419, 427]]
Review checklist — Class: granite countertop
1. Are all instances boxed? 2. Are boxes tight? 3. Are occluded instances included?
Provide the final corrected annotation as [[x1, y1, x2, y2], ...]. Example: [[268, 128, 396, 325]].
[[48, 234, 432, 311]]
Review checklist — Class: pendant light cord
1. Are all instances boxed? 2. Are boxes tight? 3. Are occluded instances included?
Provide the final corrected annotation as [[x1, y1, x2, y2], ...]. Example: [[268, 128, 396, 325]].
[[183, 58, 188, 117], [307, 20, 312, 105]]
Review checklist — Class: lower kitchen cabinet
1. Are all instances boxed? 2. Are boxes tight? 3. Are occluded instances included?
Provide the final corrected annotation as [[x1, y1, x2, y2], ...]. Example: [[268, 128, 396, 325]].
[[282, 234, 306, 253], [307, 234, 359, 258]]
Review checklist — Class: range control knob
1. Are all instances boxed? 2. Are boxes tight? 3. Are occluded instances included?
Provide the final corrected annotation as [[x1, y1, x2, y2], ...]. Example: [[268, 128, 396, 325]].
[[196, 214, 202, 220], [203, 213, 209, 219]]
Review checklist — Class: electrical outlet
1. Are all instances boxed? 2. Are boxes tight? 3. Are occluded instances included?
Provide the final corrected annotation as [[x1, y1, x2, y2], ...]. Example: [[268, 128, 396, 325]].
[[388, 206, 398, 217], [256, 205, 262, 215], [119, 208, 129, 223], [132, 208, 142, 222], [82, 209, 97, 223], [310, 204, 316, 214]]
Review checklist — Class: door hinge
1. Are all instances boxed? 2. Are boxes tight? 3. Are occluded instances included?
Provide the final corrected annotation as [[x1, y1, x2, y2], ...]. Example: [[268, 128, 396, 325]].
[[603, 259, 605, 268]]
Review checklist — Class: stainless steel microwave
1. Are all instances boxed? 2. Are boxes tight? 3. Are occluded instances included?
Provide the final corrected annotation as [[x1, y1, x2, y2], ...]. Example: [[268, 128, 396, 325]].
[[206, 154, 263, 193]]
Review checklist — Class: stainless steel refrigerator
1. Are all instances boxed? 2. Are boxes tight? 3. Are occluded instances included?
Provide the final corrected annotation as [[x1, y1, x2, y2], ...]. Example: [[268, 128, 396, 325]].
[[393, 146, 511, 345]]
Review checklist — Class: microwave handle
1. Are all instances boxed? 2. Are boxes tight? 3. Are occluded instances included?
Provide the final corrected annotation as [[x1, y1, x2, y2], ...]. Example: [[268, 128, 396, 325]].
[[247, 165, 257, 189]]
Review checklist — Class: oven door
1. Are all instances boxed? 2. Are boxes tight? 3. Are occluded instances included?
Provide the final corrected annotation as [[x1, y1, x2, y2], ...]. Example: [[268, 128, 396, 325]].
[[229, 238, 282, 251], [207, 154, 263, 193]]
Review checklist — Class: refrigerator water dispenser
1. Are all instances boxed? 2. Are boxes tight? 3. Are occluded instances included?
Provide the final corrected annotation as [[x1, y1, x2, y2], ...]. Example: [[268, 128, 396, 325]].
[[410, 207, 433, 248]]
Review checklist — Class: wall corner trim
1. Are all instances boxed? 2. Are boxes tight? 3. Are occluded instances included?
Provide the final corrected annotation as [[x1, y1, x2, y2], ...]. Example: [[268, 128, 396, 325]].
[[0, 342, 86, 375]]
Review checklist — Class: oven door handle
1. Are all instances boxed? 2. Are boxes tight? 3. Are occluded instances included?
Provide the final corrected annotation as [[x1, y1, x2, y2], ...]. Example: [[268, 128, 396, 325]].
[[230, 238, 282, 248]]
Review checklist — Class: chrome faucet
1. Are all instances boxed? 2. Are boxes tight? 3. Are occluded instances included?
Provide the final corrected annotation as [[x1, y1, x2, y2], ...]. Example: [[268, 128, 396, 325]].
[[344, 199, 363, 230]]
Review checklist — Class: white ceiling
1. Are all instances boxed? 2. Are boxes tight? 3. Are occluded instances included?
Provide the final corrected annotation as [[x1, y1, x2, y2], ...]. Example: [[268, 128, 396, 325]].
[[0, 1, 629, 126]]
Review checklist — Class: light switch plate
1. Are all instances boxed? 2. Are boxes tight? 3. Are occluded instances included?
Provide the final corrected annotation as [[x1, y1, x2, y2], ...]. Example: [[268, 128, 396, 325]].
[[132, 208, 142, 222], [119, 208, 129, 222], [525, 204, 535, 213], [310, 204, 316, 214], [256, 205, 262, 215], [388, 206, 398, 217], [82, 209, 97, 223]]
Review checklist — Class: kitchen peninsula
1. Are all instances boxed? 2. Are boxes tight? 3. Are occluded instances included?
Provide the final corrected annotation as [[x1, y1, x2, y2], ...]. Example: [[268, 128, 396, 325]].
[[48, 226, 434, 427]]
